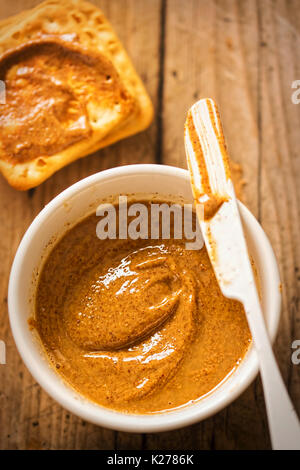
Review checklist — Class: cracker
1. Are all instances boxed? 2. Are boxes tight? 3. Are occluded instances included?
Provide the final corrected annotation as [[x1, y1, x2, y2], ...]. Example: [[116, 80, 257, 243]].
[[0, 0, 153, 190]]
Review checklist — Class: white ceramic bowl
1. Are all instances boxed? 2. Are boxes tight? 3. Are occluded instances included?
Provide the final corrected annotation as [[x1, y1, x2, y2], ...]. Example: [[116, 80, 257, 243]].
[[8, 164, 281, 432]]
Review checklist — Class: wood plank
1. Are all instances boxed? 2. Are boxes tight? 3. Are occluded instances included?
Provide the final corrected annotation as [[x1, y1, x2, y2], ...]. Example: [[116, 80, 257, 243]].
[[258, 0, 300, 412], [0, 0, 161, 450], [161, 0, 260, 210]]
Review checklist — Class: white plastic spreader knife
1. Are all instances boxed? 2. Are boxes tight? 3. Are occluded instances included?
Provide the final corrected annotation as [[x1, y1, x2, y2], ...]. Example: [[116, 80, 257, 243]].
[[184, 98, 300, 450]]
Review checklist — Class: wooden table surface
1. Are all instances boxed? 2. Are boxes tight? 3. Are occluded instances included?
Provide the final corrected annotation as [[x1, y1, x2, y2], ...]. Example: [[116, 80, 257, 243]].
[[0, 0, 299, 450]]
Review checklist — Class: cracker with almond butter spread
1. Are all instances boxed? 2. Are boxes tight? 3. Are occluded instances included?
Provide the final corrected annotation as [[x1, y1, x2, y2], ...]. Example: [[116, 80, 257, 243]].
[[0, 0, 153, 190]]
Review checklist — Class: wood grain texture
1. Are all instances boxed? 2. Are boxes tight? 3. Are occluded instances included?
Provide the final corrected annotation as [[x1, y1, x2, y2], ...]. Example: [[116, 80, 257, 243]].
[[0, 0, 299, 450]]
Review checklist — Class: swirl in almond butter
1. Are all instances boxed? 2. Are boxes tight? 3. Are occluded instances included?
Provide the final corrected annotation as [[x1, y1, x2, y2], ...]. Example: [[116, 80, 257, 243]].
[[35, 201, 251, 413]]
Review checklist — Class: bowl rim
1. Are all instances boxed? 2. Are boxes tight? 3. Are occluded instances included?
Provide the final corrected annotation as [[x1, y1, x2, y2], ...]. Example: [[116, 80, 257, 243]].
[[8, 164, 281, 433]]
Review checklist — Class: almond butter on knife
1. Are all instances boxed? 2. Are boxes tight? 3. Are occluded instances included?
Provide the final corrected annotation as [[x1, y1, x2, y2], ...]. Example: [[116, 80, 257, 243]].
[[184, 98, 300, 450]]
